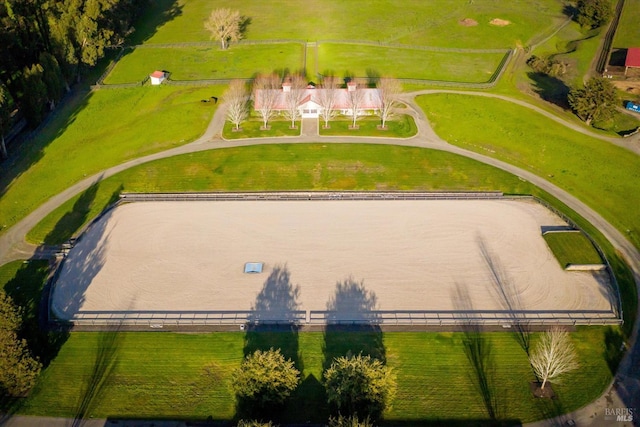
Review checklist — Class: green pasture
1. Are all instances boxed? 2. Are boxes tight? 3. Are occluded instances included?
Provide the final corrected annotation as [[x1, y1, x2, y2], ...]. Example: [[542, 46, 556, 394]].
[[543, 231, 604, 268], [104, 44, 305, 84], [318, 115, 417, 137], [0, 86, 219, 235], [27, 144, 535, 244], [417, 93, 640, 249], [316, 43, 507, 82], [612, 0, 640, 47], [0, 260, 616, 422], [139, 0, 564, 50]]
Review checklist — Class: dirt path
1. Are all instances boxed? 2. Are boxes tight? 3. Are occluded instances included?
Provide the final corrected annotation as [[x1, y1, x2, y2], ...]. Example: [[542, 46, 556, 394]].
[[0, 91, 638, 426]]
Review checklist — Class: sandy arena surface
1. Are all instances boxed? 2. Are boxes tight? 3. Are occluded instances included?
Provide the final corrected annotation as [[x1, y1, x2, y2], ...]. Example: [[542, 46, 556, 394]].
[[51, 199, 616, 321]]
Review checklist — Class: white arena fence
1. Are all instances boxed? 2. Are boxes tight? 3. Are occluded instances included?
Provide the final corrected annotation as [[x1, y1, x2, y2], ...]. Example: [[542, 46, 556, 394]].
[[49, 191, 623, 329]]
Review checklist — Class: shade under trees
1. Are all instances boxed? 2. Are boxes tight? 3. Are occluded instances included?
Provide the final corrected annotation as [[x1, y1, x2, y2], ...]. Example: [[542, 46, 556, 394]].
[[0, 290, 42, 397], [0, 84, 12, 159], [224, 80, 250, 131], [253, 74, 281, 130], [231, 348, 300, 409], [329, 414, 374, 427], [568, 76, 618, 126], [576, 0, 612, 29], [529, 328, 579, 390], [374, 78, 402, 129], [324, 353, 396, 420], [204, 8, 242, 50]]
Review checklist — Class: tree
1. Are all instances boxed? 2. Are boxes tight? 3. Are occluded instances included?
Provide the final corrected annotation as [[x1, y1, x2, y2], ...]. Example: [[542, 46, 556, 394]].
[[253, 74, 281, 130], [237, 421, 274, 427], [205, 8, 242, 50], [568, 76, 618, 126], [39, 52, 65, 109], [283, 74, 307, 129], [20, 63, 48, 125], [231, 348, 300, 409], [374, 78, 402, 129], [224, 80, 250, 131], [529, 327, 579, 390], [0, 83, 13, 159], [317, 75, 340, 129], [345, 80, 366, 129], [0, 290, 42, 396], [329, 414, 374, 427], [324, 354, 396, 420], [576, 0, 611, 29]]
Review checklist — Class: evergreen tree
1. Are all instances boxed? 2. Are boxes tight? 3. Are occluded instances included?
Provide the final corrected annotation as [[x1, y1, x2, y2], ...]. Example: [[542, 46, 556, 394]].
[[576, 0, 612, 29], [568, 77, 618, 126], [0, 291, 42, 397]]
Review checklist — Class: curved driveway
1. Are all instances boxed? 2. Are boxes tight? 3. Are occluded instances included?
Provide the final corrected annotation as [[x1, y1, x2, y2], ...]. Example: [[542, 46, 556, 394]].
[[0, 91, 638, 427]]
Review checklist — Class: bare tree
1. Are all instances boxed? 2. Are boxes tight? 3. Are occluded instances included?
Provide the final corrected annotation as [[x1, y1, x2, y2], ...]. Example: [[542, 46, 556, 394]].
[[253, 74, 281, 130], [204, 8, 242, 50], [529, 327, 579, 390], [224, 80, 249, 131], [283, 74, 307, 129], [374, 78, 402, 129], [346, 80, 365, 129], [317, 75, 339, 129]]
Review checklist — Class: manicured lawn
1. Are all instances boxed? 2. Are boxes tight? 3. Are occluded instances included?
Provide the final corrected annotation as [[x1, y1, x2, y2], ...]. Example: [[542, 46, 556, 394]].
[[0, 86, 219, 236], [222, 120, 301, 139], [104, 44, 305, 84], [543, 231, 603, 268], [316, 43, 507, 82], [416, 93, 640, 250], [27, 144, 537, 244], [318, 115, 417, 138], [140, 0, 563, 50], [2, 325, 613, 424], [612, 0, 640, 47]]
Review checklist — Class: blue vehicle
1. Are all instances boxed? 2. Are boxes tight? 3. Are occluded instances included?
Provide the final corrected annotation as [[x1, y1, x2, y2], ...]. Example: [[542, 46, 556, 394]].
[[626, 101, 640, 114]]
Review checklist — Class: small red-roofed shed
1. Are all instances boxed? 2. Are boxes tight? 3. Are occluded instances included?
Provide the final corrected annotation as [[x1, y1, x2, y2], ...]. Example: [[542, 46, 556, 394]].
[[149, 70, 166, 85], [625, 48, 640, 76]]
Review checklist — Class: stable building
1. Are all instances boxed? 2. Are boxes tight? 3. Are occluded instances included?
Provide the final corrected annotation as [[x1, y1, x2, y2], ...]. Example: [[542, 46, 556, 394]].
[[625, 47, 640, 76]]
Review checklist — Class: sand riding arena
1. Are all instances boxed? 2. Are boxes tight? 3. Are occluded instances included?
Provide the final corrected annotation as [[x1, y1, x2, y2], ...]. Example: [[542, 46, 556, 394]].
[[49, 192, 622, 330]]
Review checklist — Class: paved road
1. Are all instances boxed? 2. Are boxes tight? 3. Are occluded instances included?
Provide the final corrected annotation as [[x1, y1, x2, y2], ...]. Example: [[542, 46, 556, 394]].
[[0, 91, 638, 427]]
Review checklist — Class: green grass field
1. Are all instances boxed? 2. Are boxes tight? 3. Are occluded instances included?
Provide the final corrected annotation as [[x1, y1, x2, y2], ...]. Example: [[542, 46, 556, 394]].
[[318, 115, 417, 137], [417, 93, 640, 249], [138, 0, 564, 49], [543, 231, 604, 268], [612, 0, 640, 47], [104, 44, 305, 84], [0, 86, 219, 235], [27, 144, 534, 244], [316, 43, 507, 82]]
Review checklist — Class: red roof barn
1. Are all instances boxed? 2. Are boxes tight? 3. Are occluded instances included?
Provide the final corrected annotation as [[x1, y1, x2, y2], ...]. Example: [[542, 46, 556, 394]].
[[625, 48, 640, 76]]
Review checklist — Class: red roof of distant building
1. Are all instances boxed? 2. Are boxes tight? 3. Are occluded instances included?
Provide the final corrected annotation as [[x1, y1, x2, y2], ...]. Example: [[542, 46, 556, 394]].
[[625, 48, 640, 68], [150, 71, 165, 78]]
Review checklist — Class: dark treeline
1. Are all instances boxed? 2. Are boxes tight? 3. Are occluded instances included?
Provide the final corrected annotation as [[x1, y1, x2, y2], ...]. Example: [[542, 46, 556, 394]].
[[0, 0, 148, 153]]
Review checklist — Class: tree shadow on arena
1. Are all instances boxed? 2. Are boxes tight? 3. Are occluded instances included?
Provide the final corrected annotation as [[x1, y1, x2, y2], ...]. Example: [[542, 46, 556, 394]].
[[322, 277, 386, 421], [72, 323, 124, 426], [49, 206, 112, 322], [240, 264, 302, 421], [452, 284, 505, 421], [477, 236, 531, 356]]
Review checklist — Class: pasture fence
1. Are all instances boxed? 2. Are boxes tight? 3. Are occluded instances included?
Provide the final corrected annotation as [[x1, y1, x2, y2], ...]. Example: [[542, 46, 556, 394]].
[[50, 309, 621, 329]]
